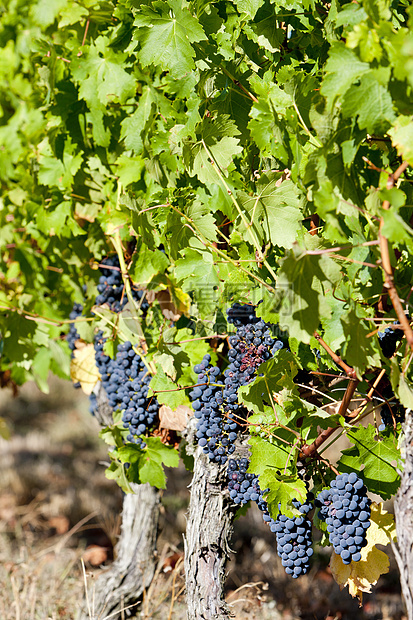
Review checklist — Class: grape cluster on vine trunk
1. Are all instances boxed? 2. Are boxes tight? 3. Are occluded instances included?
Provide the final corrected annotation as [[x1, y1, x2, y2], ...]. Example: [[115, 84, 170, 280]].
[[189, 302, 285, 462]]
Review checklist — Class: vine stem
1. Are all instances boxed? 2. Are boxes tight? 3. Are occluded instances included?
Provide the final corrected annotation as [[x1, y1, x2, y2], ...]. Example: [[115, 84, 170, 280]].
[[299, 377, 359, 460], [348, 368, 386, 420], [313, 331, 356, 379], [378, 160, 413, 348], [218, 65, 258, 103], [305, 239, 379, 255], [292, 101, 322, 148]]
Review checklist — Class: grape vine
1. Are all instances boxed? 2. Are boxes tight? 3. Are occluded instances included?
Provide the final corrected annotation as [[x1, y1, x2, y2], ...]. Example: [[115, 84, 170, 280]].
[[2, 0, 413, 610]]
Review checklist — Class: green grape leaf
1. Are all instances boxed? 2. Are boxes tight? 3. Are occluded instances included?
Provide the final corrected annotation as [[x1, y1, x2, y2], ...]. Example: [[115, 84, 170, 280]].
[[133, 0, 206, 77], [183, 115, 243, 184], [71, 36, 136, 107], [238, 352, 299, 414], [105, 461, 133, 494], [130, 244, 169, 285], [248, 435, 295, 479], [264, 473, 308, 520], [338, 424, 401, 500], [233, 0, 264, 18], [321, 42, 370, 107], [117, 437, 179, 489], [341, 72, 395, 133], [397, 374, 413, 409], [238, 176, 303, 249], [148, 367, 190, 408], [341, 305, 381, 378], [388, 116, 413, 166], [277, 247, 342, 343]]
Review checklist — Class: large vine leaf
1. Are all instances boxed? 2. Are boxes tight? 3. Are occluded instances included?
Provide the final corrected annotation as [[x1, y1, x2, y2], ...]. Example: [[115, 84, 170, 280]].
[[238, 176, 303, 249], [183, 115, 243, 184], [132, 0, 206, 77], [338, 424, 401, 500]]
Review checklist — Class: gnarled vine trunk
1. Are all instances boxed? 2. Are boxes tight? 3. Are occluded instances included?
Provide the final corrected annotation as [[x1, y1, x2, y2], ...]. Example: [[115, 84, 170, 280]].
[[78, 385, 161, 620], [394, 408, 413, 620], [184, 417, 236, 620]]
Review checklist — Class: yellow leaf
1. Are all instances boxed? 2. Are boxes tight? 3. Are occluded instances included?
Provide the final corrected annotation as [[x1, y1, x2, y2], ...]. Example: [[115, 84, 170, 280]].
[[0, 417, 11, 440], [70, 343, 100, 395], [330, 502, 396, 603]]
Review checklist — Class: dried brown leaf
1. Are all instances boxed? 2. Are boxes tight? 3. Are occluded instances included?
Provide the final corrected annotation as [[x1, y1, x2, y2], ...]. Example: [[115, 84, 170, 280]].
[[159, 404, 192, 431]]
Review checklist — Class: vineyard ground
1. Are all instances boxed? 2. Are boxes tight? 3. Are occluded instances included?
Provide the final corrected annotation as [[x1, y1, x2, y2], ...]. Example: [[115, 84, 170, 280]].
[[0, 379, 404, 620]]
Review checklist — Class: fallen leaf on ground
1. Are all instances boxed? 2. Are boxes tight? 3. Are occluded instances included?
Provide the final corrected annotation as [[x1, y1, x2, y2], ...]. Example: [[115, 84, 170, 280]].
[[83, 545, 108, 566]]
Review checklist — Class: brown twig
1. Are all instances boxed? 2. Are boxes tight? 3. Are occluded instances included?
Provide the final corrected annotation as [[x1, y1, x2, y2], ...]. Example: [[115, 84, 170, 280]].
[[299, 377, 359, 460], [313, 332, 356, 379], [378, 160, 413, 348], [306, 239, 379, 255], [362, 156, 386, 174]]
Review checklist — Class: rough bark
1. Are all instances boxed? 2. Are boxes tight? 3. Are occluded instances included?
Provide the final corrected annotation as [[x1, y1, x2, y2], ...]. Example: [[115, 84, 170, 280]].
[[78, 384, 161, 620], [394, 408, 413, 620], [184, 417, 237, 620]]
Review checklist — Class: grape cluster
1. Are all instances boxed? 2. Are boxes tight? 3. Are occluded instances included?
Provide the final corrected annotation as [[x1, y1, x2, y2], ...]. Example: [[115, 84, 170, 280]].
[[380, 402, 405, 429], [267, 497, 314, 578], [378, 324, 404, 358], [226, 458, 313, 578], [190, 303, 285, 462], [190, 354, 235, 463], [227, 458, 261, 504], [226, 302, 260, 327], [94, 334, 159, 446], [115, 342, 159, 448], [378, 384, 405, 430], [95, 256, 128, 312], [226, 319, 284, 391], [66, 302, 83, 389], [316, 472, 371, 564], [95, 255, 148, 313], [67, 303, 83, 353], [91, 332, 119, 415]]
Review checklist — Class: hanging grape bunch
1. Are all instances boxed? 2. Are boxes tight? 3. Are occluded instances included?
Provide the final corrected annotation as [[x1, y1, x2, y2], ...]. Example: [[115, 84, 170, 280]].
[[316, 472, 371, 564], [189, 302, 284, 462], [227, 458, 314, 578], [190, 302, 375, 579]]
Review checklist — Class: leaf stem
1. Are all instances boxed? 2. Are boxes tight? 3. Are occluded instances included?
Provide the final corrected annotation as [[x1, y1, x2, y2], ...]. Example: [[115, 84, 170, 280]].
[[164, 202, 277, 294], [218, 65, 258, 103], [292, 101, 322, 148]]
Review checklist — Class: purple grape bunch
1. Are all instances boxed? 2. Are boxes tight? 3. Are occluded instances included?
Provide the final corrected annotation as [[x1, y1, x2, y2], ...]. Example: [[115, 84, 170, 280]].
[[316, 472, 371, 564], [189, 303, 285, 462], [227, 458, 314, 578]]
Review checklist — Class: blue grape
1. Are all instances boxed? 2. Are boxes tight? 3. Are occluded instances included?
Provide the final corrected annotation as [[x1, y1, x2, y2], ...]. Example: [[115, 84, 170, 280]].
[[190, 303, 287, 462], [378, 324, 404, 358], [95, 255, 149, 313], [316, 472, 371, 564], [227, 458, 313, 578], [66, 302, 83, 353]]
